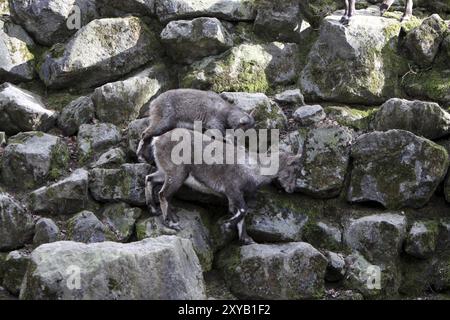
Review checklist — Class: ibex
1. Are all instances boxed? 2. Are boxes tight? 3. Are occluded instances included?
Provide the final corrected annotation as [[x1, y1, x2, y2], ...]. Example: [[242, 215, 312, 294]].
[[341, 0, 413, 25], [145, 129, 301, 245], [137, 89, 255, 163]]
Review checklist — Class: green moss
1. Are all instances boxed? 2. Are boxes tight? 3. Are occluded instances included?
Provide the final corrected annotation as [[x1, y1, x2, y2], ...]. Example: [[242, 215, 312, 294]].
[[403, 69, 450, 104]]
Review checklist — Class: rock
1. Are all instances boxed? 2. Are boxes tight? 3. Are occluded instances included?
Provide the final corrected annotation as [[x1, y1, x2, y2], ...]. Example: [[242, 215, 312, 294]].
[[96, 0, 155, 16], [254, 0, 303, 43], [2, 250, 29, 296], [325, 251, 346, 282], [298, 0, 341, 28], [372, 98, 450, 139], [220, 92, 287, 129], [39, 17, 161, 89], [348, 130, 449, 209], [20, 236, 206, 299], [100, 203, 142, 242], [126, 118, 149, 158], [90, 148, 126, 169], [33, 218, 60, 246], [161, 17, 233, 64], [0, 252, 6, 283], [404, 221, 438, 259], [0, 17, 35, 83], [216, 242, 328, 299], [66, 211, 112, 244], [155, 0, 257, 23], [0, 83, 56, 136], [344, 213, 407, 263], [296, 125, 353, 198], [0, 287, 16, 300], [57, 96, 95, 136], [136, 203, 213, 271], [0, 193, 34, 251], [403, 14, 448, 67], [92, 64, 171, 127], [273, 89, 305, 107], [0, 131, 5, 146], [0, 0, 9, 15], [77, 123, 121, 164], [89, 164, 152, 206], [403, 69, 450, 105], [9, 0, 98, 46], [293, 105, 326, 126], [1, 132, 69, 190], [181, 42, 300, 93], [325, 106, 375, 131], [300, 9, 408, 104], [303, 220, 343, 251], [28, 169, 88, 216], [279, 129, 307, 155]]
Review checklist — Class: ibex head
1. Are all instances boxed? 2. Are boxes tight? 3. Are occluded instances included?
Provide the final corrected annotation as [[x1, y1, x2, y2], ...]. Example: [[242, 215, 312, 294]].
[[227, 108, 256, 131]]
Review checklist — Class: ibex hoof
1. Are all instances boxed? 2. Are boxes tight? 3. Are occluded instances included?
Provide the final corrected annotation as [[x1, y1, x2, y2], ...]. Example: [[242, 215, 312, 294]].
[[240, 237, 256, 246], [165, 220, 182, 231], [400, 15, 412, 22], [379, 4, 388, 16]]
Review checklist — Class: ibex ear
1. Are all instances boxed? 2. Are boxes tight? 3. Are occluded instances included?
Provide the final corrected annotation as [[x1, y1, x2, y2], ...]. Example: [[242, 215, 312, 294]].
[[239, 116, 251, 125]]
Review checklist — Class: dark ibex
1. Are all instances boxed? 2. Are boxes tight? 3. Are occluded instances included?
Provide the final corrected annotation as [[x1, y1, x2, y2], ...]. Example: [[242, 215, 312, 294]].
[[137, 89, 255, 163], [341, 0, 413, 25], [145, 129, 301, 245]]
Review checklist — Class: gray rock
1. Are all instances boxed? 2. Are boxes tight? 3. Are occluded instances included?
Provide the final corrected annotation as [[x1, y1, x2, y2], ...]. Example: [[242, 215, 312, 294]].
[[39, 17, 161, 89], [100, 203, 142, 242], [90, 148, 126, 169], [348, 130, 449, 209], [293, 105, 326, 126], [217, 242, 328, 299], [403, 14, 448, 67], [136, 203, 213, 271], [9, 0, 98, 46], [0, 17, 35, 83], [161, 17, 233, 64], [92, 64, 171, 127], [89, 164, 152, 206], [0, 0, 9, 15], [325, 106, 375, 131], [300, 9, 407, 104], [1, 132, 69, 190], [0, 193, 34, 251], [254, 0, 303, 43], [126, 118, 149, 158], [57, 96, 95, 136], [298, 0, 340, 28], [66, 211, 112, 244], [404, 221, 438, 259], [181, 42, 300, 93], [96, 0, 155, 16], [344, 213, 407, 263], [273, 89, 305, 107], [373, 98, 450, 139], [28, 169, 88, 215], [325, 251, 346, 282], [0, 83, 55, 136], [33, 218, 60, 246], [220, 92, 287, 129], [0, 131, 5, 146], [77, 123, 121, 164], [2, 250, 29, 296], [155, 0, 257, 23], [303, 221, 343, 251], [296, 125, 353, 198], [20, 236, 206, 299]]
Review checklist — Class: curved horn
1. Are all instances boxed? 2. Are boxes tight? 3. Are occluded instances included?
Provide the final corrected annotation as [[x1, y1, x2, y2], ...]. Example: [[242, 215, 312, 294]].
[[249, 108, 257, 118]]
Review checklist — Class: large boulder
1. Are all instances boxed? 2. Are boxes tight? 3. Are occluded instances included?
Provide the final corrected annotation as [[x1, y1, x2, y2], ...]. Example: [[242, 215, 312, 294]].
[[348, 130, 449, 209], [39, 17, 161, 89], [155, 0, 257, 23], [300, 8, 408, 104], [372, 98, 450, 139], [295, 125, 353, 198], [1, 132, 69, 190], [92, 64, 171, 127], [77, 123, 121, 163], [89, 164, 152, 206], [254, 0, 303, 43], [0, 17, 35, 83], [0, 193, 34, 251], [181, 42, 300, 93], [20, 236, 206, 300], [28, 169, 89, 215], [220, 92, 287, 129], [298, 0, 341, 28], [161, 17, 233, 64], [57, 96, 95, 136], [403, 14, 448, 67], [0, 83, 56, 136], [9, 0, 98, 46], [216, 242, 328, 299]]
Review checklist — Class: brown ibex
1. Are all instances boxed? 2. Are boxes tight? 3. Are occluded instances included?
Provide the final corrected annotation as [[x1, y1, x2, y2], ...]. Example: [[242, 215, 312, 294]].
[[137, 89, 255, 163], [341, 0, 413, 25], [145, 129, 301, 245]]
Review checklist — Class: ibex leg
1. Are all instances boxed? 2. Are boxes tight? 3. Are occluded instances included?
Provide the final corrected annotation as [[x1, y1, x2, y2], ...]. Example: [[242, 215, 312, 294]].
[[380, 0, 395, 16], [402, 0, 413, 22]]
